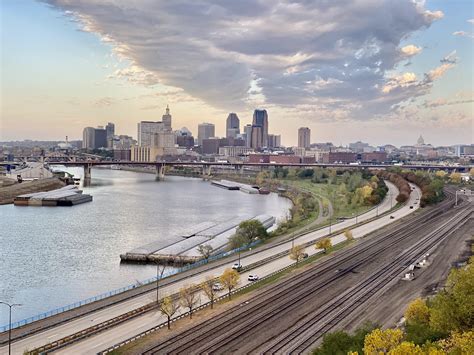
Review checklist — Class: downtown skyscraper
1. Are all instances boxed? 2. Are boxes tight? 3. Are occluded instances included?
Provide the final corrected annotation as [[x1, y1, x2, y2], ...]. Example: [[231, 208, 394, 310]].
[[252, 109, 268, 148]]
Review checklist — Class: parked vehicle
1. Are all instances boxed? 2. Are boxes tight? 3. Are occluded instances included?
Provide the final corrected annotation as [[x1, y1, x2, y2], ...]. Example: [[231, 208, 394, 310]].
[[248, 274, 259, 281], [390, 215, 395, 219]]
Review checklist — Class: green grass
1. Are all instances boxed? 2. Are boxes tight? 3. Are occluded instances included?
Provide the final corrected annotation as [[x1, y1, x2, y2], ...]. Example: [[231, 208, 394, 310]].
[[283, 179, 372, 219]]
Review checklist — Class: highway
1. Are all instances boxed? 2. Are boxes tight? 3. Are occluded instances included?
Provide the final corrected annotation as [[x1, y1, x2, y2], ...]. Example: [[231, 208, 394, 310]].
[[139, 189, 470, 354], [1, 181, 419, 354]]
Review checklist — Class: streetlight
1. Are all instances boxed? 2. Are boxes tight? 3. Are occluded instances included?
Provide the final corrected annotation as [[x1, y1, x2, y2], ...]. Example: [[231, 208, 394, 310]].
[[155, 264, 166, 305], [0, 301, 22, 355]]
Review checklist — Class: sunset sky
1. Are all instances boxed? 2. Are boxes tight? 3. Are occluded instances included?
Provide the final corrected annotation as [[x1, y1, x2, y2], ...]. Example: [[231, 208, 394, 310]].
[[1, 0, 473, 146]]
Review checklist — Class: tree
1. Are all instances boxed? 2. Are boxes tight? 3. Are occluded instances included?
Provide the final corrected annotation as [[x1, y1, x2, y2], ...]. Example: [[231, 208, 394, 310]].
[[470, 167, 474, 178], [201, 277, 219, 309], [179, 284, 199, 319], [315, 238, 332, 254], [386, 341, 424, 355], [344, 229, 354, 241], [449, 172, 462, 184], [435, 171, 447, 179], [289, 244, 305, 264], [197, 244, 214, 262], [363, 328, 403, 354], [234, 219, 268, 246], [429, 262, 474, 334], [256, 171, 270, 185], [220, 268, 240, 300], [159, 296, 180, 329], [405, 298, 430, 325], [436, 330, 474, 354]]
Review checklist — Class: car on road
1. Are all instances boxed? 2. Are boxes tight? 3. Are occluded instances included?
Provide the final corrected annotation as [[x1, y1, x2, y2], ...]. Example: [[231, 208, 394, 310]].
[[302, 253, 309, 259], [410, 206, 413, 209], [390, 215, 395, 219], [248, 274, 259, 281], [232, 263, 243, 271], [212, 282, 224, 291]]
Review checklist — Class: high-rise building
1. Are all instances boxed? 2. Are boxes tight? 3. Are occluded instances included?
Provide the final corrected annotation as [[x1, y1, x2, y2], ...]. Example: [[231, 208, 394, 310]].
[[226, 113, 240, 138], [153, 131, 176, 148], [162, 105, 172, 132], [82, 127, 107, 149], [267, 134, 281, 148], [82, 127, 95, 149], [298, 127, 311, 148], [138, 121, 164, 147], [244, 124, 253, 147], [106, 122, 115, 148], [250, 125, 263, 149], [197, 123, 215, 145], [94, 127, 107, 149], [252, 109, 268, 148]]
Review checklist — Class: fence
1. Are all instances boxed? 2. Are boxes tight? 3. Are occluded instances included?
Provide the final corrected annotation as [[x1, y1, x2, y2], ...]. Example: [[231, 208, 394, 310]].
[[0, 240, 261, 333]]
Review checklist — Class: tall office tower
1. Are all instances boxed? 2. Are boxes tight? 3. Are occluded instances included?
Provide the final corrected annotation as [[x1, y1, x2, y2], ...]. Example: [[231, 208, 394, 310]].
[[250, 125, 263, 149], [197, 123, 215, 146], [226, 113, 240, 138], [162, 105, 172, 132], [298, 127, 311, 148], [252, 109, 268, 147], [137, 121, 164, 147], [94, 127, 107, 149], [106, 122, 115, 148], [244, 124, 253, 147], [82, 127, 95, 149]]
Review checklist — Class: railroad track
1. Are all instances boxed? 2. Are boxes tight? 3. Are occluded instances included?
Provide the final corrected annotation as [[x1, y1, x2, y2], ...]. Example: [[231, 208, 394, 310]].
[[141, 190, 462, 354], [257, 207, 472, 354]]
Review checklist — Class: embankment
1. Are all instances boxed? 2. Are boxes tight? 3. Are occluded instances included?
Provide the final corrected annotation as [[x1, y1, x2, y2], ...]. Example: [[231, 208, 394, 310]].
[[0, 178, 65, 205]]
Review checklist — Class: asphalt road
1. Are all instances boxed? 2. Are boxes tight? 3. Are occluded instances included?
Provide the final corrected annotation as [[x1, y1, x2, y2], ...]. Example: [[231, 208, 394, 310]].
[[1, 181, 420, 354]]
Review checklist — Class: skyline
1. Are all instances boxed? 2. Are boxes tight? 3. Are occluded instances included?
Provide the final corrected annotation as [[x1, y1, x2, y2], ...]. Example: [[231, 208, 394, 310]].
[[1, 0, 473, 146]]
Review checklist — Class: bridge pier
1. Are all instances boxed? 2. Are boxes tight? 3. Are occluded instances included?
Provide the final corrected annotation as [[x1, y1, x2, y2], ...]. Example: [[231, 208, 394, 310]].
[[155, 163, 165, 181], [83, 164, 92, 186], [202, 165, 212, 179]]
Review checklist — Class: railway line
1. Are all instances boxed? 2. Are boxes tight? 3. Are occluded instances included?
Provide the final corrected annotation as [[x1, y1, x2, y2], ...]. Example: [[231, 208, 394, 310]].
[[141, 189, 471, 354]]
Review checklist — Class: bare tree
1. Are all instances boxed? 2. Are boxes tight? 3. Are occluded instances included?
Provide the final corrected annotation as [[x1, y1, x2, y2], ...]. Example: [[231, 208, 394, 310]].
[[197, 244, 214, 263], [159, 296, 180, 329], [201, 276, 219, 309], [179, 284, 200, 319]]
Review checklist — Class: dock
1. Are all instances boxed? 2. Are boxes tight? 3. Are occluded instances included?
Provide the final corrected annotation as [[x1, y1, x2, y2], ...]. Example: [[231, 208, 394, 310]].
[[13, 186, 92, 206], [120, 214, 276, 264]]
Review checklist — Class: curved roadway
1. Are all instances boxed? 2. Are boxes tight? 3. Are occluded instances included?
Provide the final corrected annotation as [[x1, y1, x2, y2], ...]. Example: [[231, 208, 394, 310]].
[[1, 182, 421, 354]]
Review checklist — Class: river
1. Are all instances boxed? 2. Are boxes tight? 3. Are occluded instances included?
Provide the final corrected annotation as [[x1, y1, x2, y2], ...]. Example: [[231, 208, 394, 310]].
[[0, 168, 291, 325]]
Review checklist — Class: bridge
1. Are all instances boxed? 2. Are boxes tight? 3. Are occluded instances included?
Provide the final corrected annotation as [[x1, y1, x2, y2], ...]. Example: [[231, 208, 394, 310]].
[[1, 158, 470, 184]]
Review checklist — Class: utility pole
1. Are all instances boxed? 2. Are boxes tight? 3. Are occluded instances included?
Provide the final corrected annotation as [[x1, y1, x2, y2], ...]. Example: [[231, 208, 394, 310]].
[[0, 301, 22, 355]]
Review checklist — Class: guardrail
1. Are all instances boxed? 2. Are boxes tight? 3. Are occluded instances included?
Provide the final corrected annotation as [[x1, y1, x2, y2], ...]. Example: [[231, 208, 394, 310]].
[[98, 253, 308, 354], [0, 241, 260, 333], [1, 185, 403, 334], [24, 195, 409, 353]]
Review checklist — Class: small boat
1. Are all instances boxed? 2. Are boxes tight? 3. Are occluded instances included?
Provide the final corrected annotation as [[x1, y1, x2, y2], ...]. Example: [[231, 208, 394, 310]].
[[258, 188, 270, 195]]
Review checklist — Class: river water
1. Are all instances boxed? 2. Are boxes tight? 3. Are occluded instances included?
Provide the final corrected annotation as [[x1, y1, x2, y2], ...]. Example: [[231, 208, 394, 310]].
[[0, 168, 291, 325]]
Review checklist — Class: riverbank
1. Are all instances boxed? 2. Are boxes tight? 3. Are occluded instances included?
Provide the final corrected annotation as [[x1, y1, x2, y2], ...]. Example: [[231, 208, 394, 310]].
[[0, 177, 65, 205]]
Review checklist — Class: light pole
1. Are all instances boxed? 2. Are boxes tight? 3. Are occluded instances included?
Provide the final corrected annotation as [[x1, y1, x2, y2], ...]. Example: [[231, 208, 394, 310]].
[[155, 264, 166, 305], [0, 301, 22, 355]]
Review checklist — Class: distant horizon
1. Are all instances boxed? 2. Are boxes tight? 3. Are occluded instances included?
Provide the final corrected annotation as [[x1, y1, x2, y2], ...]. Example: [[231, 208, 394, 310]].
[[1, 1, 473, 146]]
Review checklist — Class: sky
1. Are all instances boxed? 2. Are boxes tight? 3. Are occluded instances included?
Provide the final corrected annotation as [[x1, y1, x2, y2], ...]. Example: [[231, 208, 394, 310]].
[[0, 0, 473, 147]]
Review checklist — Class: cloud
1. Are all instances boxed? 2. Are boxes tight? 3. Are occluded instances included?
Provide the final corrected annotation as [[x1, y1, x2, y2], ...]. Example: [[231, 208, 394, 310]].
[[93, 97, 115, 107], [422, 97, 474, 108], [468, 19, 474, 24], [42, 0, 445, 119], [400, 45, 422, 57], [453, 31, 474, 39]]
